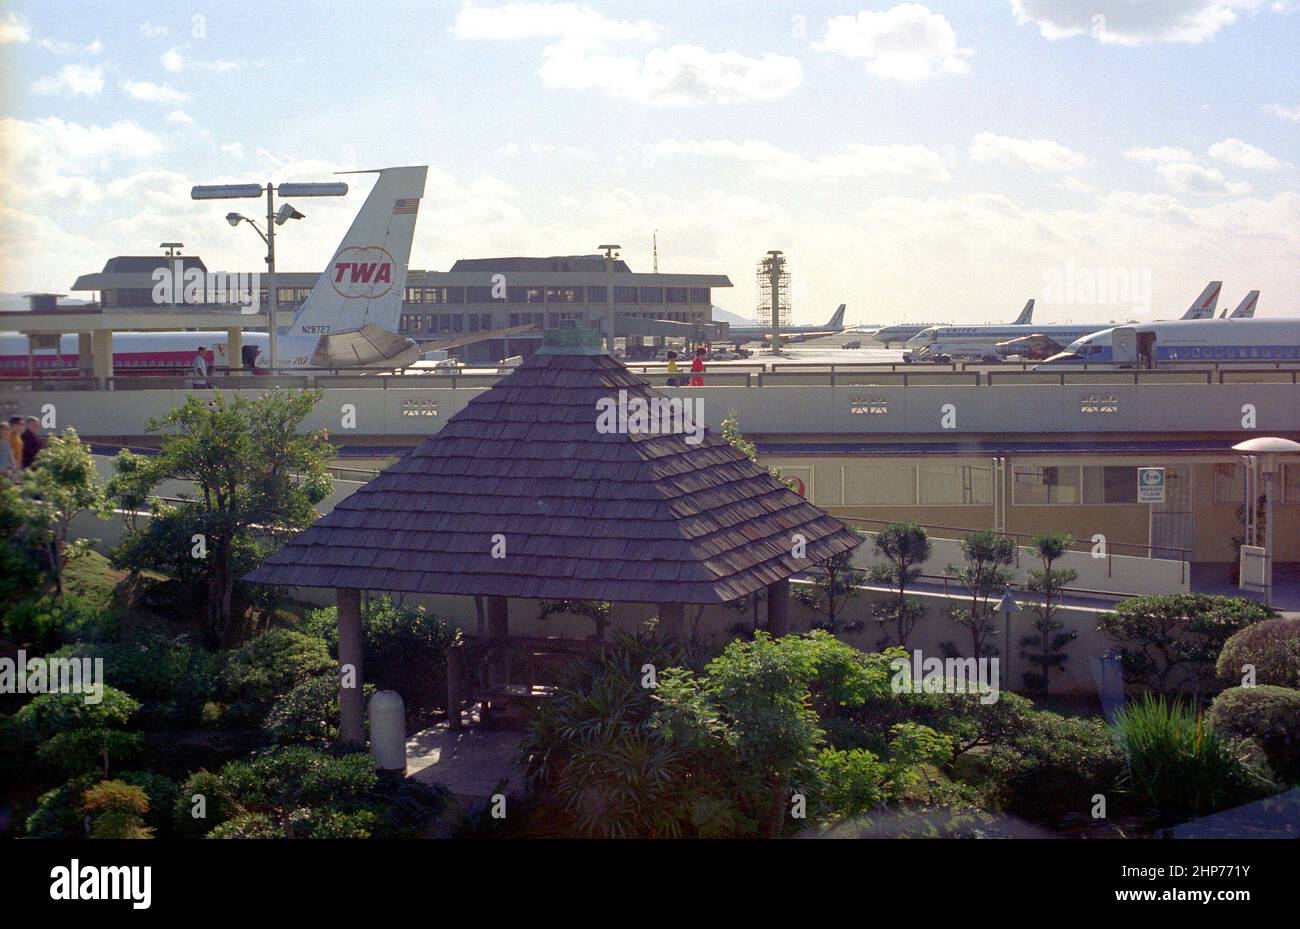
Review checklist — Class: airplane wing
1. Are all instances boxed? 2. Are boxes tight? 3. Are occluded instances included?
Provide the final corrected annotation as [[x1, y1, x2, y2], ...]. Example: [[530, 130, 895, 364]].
[[413, 323, 539, 352]]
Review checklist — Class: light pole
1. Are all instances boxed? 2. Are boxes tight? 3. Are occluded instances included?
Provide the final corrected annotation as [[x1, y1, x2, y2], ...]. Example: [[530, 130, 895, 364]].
[[996, 586, 1020, 689], [598, 244, 620, 354], [192, 180, 347, 372], [1232, 437, 1300, 607]]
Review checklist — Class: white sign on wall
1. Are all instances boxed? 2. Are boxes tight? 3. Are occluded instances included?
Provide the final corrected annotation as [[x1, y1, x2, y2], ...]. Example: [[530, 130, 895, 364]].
[[1137, 467, 1166, 503]]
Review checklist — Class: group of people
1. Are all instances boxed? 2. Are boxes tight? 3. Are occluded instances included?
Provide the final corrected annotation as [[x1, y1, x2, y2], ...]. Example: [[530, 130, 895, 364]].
[[0, 415, 45, 481], [664, 347, 707, 387]]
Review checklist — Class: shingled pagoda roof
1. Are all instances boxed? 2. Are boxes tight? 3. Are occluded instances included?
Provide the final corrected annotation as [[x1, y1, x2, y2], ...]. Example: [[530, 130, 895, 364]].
[[245, 323, 861, 603]]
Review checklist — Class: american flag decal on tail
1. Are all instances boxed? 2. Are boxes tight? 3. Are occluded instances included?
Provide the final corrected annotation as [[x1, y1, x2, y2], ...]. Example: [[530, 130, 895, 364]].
[[393, 198, 419, 214]]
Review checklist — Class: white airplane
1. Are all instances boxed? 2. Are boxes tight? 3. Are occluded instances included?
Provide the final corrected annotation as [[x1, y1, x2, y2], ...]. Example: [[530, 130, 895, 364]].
[[1222, 290, 1260, 319], [1, 166, 430, 377], [871, 299, 1033, 348], [1041, 317, 1300, 366]]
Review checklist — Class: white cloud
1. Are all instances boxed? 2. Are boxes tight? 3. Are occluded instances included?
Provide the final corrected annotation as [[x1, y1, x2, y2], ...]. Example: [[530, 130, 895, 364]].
[[0, 13, 30, 43], [121, 80, 191, 103], [1124, 145, 1197, 162], [1156, 161, 1251, 195], [84, 39, 103, 54], [969, 132, 1088, 171], [165, 110, 195, 125], [816, 4, 972, 81], [31, 64, 105, 97], [1264, 102, 1300, 122], [161, 47, 184, 72], [1010, 0, 1272, 46], [539, 40, 801, 106], [220, 142, 246, 160], [140, 22, 170, 38], [1208, 137, 1281, 169], [451, 3, 659, 41], [651, 138, 950, 183]]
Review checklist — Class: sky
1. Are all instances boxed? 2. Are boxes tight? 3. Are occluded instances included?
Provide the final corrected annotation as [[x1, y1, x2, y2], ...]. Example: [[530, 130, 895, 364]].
[[0, 0, 1297, 325]]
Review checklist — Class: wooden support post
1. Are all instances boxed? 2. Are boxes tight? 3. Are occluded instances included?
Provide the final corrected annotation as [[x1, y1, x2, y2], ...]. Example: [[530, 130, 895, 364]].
[[487, 595, 510, 688], [337, 587, 365, 748], [658, 602, 686, 640], [767, 579, 790, 637]]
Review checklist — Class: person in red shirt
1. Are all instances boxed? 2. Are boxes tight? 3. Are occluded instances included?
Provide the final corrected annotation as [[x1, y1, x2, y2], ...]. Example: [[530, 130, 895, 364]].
[[689, 347, 706, 386]]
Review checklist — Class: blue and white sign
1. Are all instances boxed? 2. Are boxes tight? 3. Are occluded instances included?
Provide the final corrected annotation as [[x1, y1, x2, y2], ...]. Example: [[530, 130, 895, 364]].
[[1137, 467, 1166, 503]]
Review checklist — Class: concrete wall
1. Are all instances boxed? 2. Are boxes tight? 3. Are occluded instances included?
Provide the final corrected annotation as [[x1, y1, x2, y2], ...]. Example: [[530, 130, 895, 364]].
[[7, 380, 1297, 439]]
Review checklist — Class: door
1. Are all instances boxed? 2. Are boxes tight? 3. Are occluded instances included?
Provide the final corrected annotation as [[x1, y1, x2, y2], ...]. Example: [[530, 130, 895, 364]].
[[1111, 327, 1137, 364], [1150, 465, 1193, 559]]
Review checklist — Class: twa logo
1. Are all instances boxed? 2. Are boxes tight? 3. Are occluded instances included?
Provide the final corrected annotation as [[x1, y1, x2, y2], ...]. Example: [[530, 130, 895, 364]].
[[330, 246, 396, 299]]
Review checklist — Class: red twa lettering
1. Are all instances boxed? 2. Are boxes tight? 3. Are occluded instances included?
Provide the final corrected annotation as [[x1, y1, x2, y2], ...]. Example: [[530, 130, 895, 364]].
[[350, 263, 376, 283]]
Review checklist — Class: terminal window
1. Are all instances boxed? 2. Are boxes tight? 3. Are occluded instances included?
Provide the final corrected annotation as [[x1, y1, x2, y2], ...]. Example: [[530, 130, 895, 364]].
[[1082, 466, 1137, 504], [843, 463, 916, 506], [1012, 466, 1081, 505], [919, 464, 992, 506]]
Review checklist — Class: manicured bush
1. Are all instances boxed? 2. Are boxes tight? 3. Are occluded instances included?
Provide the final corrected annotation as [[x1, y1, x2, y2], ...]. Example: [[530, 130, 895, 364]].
[[117, 770, 179, 837], [1208, 686, 1300, 784], [50, 636, 220, 729], [262, 676, 375, 745], [985, 710, 1125, 821], [82, 780, 153, 839], [1111, 693, 1272, 820], [218, 629, 334, 726], [12, 686, 142, 777], [24, 775, 97, 838], [207, 812, 280, 839], [172, 770, 239, 839], [1098, 594, 1274, 694], [1216, 618, 1300, 689], [304, 596, 460, 718], [218, 747, 378, 839]]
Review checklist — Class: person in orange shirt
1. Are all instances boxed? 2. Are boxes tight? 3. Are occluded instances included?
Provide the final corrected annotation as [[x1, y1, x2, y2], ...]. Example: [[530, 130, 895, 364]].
[[6, 416, 22, 468], [689, 347, 706, 386]]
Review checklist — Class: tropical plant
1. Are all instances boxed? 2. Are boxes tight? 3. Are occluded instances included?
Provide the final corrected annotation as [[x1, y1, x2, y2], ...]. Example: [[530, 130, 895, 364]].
[[1019, 533, 1078, 691], [948, 529, 1016, 658], [867, 522, 930, 647], [16, 428, 108, 592], [793, 551, 867, 634], [1110, 693, 1272, 820], [1098, 594, 1275, 695]]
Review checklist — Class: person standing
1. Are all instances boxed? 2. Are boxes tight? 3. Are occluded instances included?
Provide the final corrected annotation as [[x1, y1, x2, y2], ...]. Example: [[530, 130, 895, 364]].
[[192, 346, 210, 388], [6, 415, 22, 468], [689, 346, 706, 387], [21, 416, 44, 469], [0, 421, 17, 480]]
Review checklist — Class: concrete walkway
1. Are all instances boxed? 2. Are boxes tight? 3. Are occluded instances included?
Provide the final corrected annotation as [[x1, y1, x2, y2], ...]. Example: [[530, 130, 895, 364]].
[[406, 719, 525, 803]]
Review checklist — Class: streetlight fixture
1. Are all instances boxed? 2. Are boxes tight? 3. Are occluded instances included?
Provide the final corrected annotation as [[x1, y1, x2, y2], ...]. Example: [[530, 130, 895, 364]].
[[996, 586, 1020, 687], [1231, 436, 1300, 607], [191, 179, 348, 372], [598, 244, 621, 354]]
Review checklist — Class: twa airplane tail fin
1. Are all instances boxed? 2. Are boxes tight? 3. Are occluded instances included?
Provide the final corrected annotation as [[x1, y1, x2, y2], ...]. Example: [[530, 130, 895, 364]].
[[1229, 290, 1260, 319], [1180, 281, 1221, 320], [1011, 299, 1034, 325], [827, 304, 846, 328], [287, 165, 427, 339]]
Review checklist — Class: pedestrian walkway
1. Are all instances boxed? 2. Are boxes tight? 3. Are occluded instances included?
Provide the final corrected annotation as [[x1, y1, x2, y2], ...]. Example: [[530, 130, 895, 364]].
[[406, 718, 525, 803]]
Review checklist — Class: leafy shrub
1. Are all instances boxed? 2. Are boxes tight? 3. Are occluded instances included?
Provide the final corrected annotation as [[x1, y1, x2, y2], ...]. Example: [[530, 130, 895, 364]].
[[262, 676, 375, 746], [172, 770, 239, 838], [82, 780, 153, 839], [218, 630, 334, 726], [117, 770, 179, 837], [1111, 693, 1272, 820], [24, 775, 97, 838], [1, 594, 117, 652], [304, 596, 461, 717], [1208, 686, 1300, 784], [1216, 618, 1300, 689], [298, 808, 382, 839], [985, 710, 1125, 821], [1098, 594, 1274, 694], [207, 812, 280, 839], [218, 747, 377, 839], [12, 686, 142, 777], [369, 770, 449, 838], [49, 636, 220, 728]]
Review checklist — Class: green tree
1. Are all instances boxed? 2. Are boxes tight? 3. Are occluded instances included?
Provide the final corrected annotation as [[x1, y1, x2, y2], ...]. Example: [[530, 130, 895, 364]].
[[13, 686, 141, 777], [18, 427, 107, 593], [0, 478, 41, 604], [104, 449, 156, 537], [794, 551, 867, 634], [1098, 594, 1275, 696], [948, 529, 1016, 658], [82, 780, 153, 839], [1019, 533, 1078, 692], [127, 390, 333, 643], [867, 522, 930, 647]]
